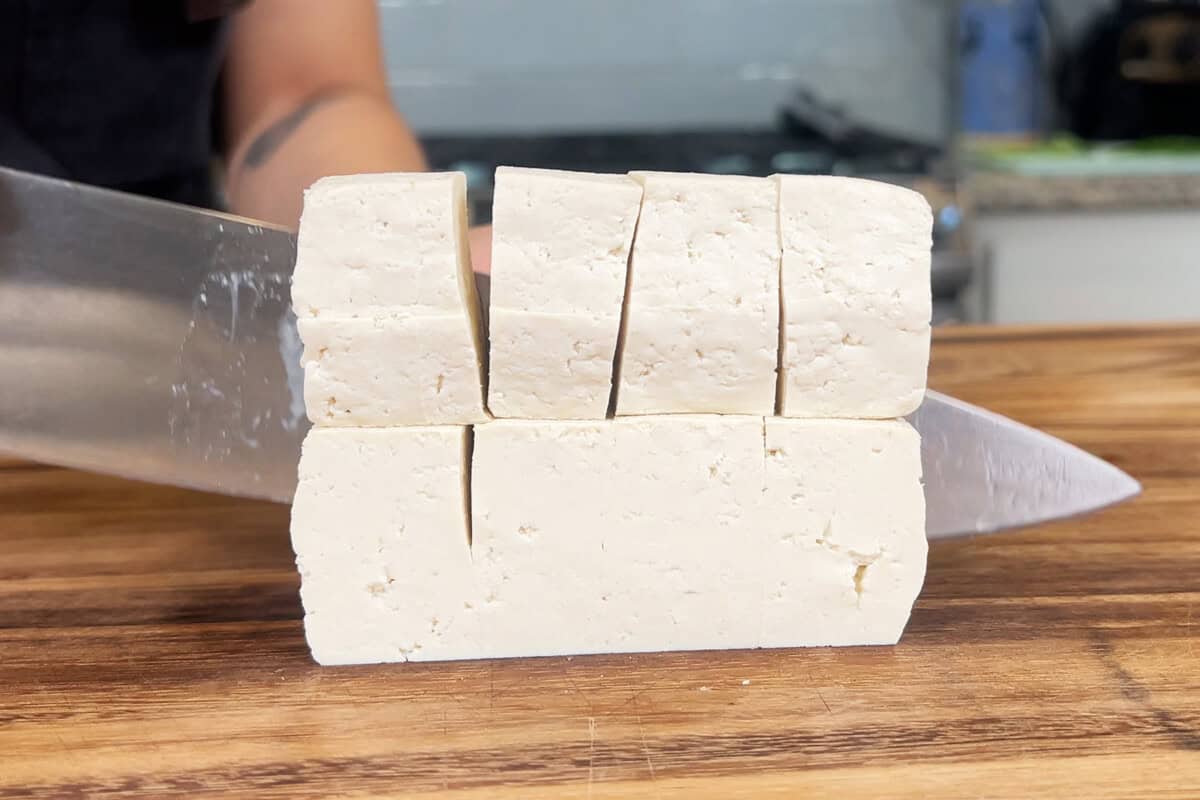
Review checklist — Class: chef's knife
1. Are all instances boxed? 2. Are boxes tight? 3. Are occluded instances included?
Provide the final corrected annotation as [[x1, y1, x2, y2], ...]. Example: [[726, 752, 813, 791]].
[[0, 167, 1140, 537]]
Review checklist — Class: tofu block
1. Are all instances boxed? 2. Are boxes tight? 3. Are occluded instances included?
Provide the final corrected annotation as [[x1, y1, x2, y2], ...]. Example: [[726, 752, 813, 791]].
[[776, 175, 932, 418], [486, 310, 618, 419], [616, 172, 779, 415], [487, 168, 643, 419], [471, 416, 767, 658], [760, 418, 926, 647], [299, 316, 488, 426], [291, 427, 480, 666], [291, 172, 482, 322]]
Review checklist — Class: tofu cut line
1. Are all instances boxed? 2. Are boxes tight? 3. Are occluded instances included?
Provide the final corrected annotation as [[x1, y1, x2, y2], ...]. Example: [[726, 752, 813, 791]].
[[292, 416, 926, 664], [605, 183, 644, 419]]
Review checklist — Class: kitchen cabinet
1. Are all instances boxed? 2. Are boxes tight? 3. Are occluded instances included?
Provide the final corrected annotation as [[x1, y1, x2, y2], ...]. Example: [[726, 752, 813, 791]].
[[972, 208, 1200, 323]]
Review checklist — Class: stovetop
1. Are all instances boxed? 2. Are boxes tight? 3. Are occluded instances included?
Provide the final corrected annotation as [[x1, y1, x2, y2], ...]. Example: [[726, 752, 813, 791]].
[[422, 129, 942, 224]]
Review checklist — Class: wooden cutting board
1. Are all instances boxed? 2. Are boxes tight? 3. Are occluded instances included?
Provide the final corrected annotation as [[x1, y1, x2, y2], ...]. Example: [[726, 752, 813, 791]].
[[2, 324, 1198, 799]]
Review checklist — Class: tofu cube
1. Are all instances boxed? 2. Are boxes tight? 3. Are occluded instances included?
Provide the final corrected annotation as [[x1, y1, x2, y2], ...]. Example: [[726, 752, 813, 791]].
[[776, 175, 932, 418], [760, 418, 926, 647], [488, 168, 643, 419], [299, 317, 488, 426], [291, 172, 482, 321], [291, 427, 481, 666], [487, 310, 620, 419], [615, 172, 779, 416]]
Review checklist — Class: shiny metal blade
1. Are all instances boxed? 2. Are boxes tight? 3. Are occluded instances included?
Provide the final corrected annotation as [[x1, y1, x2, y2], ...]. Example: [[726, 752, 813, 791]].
[[0, 167, 307, 502], [912, 390, 1141, 539], [0, 167, 1140, 537]]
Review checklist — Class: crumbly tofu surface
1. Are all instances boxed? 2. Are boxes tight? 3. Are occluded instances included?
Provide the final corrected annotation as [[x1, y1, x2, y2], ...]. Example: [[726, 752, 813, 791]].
[[471, 416, 767, 658], [616, 171, 779, 415], [291, 427, 480, 666], [486, 310, 619, 420], [291, 172, 481, 321], [760, 418, 927, 647], [776, 175, 932, 418], [612, 306, 779, 417], [489, 167, 643, 316], [487, 168, 643, 419], [299, 317, 488, 426]]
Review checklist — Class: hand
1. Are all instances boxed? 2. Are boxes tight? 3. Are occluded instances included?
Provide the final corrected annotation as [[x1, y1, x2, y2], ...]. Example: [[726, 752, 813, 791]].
[[468, 225, 493, 275]]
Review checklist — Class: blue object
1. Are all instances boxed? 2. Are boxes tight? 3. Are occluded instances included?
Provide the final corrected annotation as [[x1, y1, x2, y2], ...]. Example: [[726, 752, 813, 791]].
[[959, 0, 1042, 136]]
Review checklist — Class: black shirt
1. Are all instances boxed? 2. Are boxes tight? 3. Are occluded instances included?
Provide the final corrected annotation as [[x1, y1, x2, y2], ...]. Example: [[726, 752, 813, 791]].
[[0, 1, 234, 208]]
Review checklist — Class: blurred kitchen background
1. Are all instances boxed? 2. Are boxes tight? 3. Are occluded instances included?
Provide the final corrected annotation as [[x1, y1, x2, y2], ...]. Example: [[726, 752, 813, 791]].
[[378, 0, 1200, 325]]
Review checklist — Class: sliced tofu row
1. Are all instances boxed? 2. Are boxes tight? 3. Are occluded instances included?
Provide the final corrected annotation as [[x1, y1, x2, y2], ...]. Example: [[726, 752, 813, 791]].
[[293, 417, 926, 665], [292, 168, 932, 426]]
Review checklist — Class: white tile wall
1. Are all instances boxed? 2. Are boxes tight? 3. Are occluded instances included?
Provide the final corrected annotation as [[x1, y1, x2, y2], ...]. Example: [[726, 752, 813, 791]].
[[379, 0, 952, 139]]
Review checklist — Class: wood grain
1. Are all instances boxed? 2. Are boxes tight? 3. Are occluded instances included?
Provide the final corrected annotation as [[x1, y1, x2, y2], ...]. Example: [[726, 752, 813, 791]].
[[1, 324, 1198, 799]]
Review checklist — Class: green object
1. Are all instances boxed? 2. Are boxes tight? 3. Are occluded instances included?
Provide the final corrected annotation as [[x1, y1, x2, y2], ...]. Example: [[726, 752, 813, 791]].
[[965, 135, 1200, 176]]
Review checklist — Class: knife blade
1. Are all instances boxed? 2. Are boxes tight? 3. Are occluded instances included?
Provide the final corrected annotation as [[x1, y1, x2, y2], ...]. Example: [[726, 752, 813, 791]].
[[0, 167, 1140, 537]]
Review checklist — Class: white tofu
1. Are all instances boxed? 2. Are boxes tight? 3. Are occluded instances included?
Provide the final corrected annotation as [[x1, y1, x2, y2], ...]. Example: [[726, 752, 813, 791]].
[[470, 416, 767, 659], [469, 415, 925, 659], [299, 316, 488, 426], [486, 310, 618, 420], [615, 172, 779, 416], [292, 172, 487, 427], [775, 175, 932, 418], [489, 167, 643, 316], [487, 168, 642, 419], [291, 427, 481, 666], [294, 416, 926, 665], [291, 172, 482, 322], [613, 307, 778, 419], [760, 418, 927, 647]]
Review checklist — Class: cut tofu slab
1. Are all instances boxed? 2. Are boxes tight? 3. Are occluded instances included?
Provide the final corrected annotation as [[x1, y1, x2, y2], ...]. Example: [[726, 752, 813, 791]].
[[291, 172, 483, 322], [293, 416, 926, 665], [615, 172, 779, 416], [761, 418, 926, 647], [291, 426, 480, 666], [487, 167, 643, 419], [776, 175, 932, 418], [299, 316, 488, 426], [468, 415, 925, 661]]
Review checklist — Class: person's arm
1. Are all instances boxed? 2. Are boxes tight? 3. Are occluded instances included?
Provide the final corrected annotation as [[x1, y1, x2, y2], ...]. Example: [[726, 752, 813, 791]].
[[222, 0, 426, 230]]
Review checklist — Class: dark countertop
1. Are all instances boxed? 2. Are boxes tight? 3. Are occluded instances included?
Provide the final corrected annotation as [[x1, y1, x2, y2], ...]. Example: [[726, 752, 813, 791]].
[[967, 171, 1200, 213]]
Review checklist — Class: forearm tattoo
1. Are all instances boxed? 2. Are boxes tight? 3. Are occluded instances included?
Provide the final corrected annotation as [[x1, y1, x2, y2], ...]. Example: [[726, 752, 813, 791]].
[[241, 91, 344, 169]]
